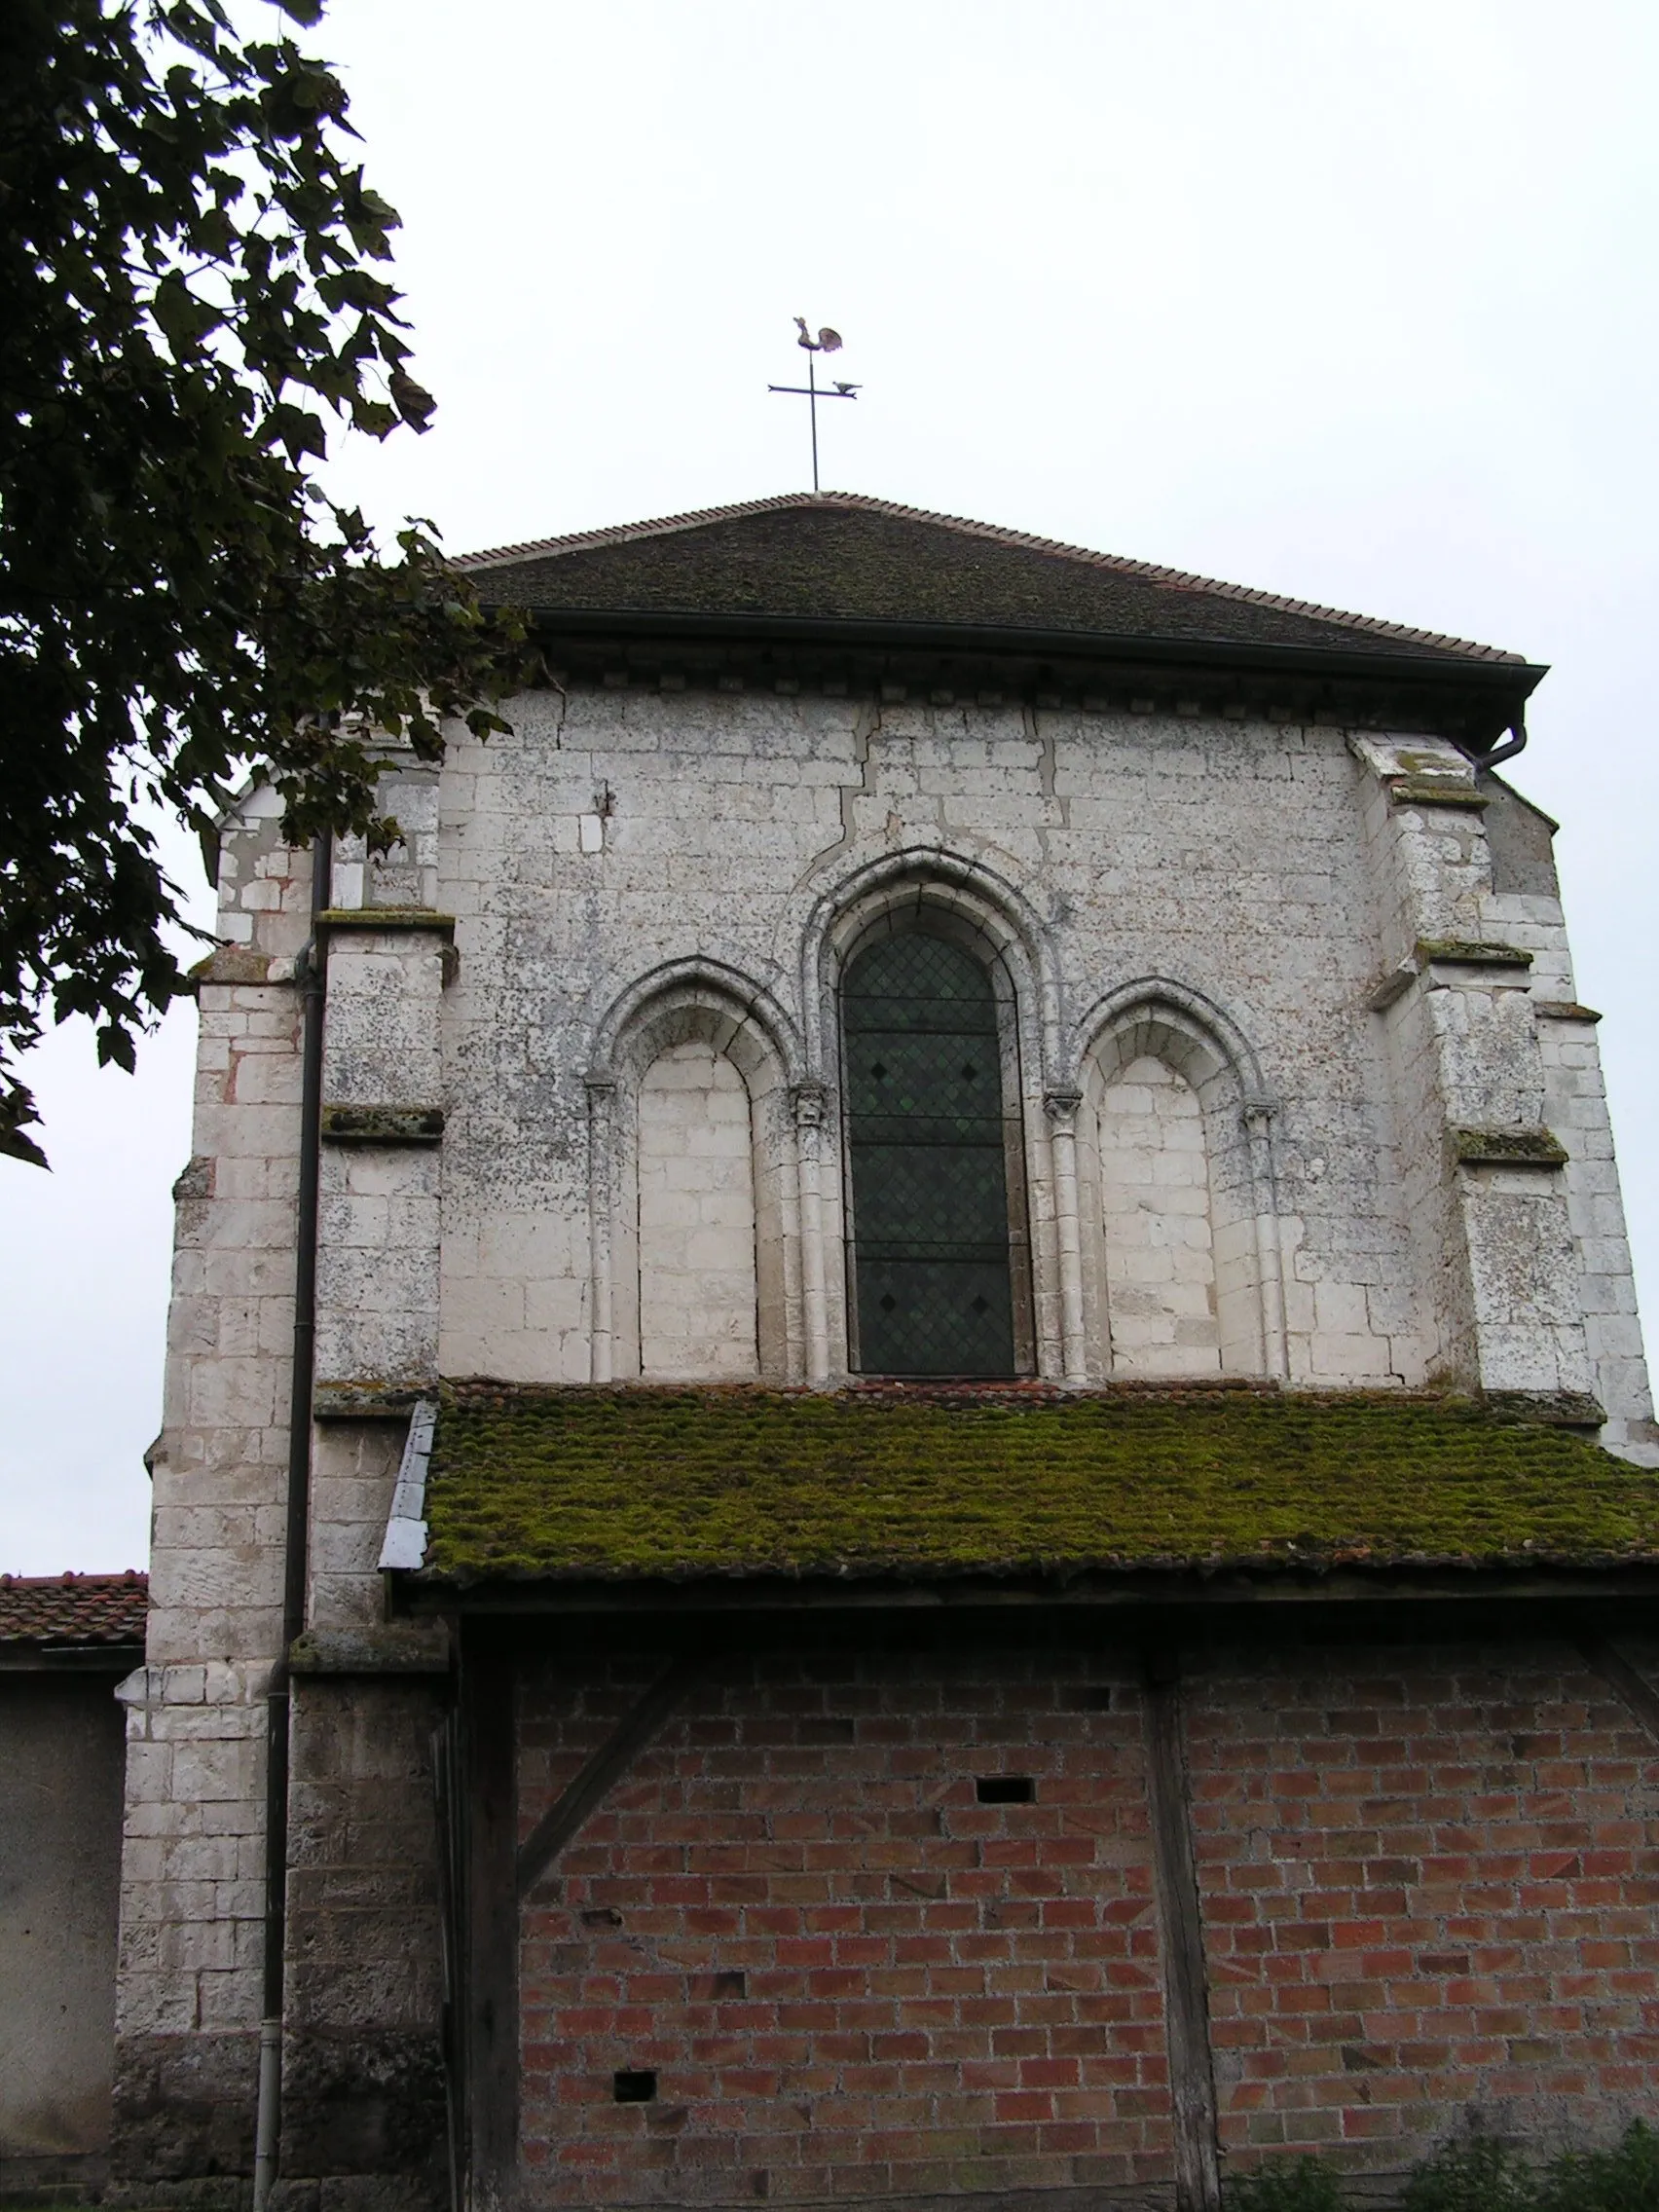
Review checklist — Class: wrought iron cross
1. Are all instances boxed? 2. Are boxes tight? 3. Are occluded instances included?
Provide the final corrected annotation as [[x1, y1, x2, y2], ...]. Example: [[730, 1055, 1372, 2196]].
[[768, 317, 860, 492]]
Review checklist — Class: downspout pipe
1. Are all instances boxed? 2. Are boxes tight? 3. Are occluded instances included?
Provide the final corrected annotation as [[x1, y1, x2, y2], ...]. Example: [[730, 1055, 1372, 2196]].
[[1477, 711, 1528, 771], [252, 835, 331, 2212]]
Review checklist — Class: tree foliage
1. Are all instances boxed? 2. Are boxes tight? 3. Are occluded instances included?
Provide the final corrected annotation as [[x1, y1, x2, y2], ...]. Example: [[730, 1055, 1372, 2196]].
[[0, 0, 532, 1164]]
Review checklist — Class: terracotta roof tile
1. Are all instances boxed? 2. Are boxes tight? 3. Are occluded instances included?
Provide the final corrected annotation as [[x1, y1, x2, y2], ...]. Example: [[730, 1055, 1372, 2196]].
[[0, 1570, 148, 1646], [417, 1383, 1657, 1586], [455, 492, 1527, 668]]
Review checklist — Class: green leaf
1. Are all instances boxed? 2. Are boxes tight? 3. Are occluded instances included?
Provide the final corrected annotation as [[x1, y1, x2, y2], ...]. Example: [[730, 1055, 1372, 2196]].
[[387, 364, 434, 429]]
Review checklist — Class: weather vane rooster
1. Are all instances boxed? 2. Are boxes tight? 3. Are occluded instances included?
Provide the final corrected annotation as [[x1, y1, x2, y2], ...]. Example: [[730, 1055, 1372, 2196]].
[[769, 318, 861, 491]]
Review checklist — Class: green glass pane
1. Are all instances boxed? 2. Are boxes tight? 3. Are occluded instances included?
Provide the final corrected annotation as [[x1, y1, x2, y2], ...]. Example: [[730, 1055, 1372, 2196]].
[[844, 933, 1016, 1377]]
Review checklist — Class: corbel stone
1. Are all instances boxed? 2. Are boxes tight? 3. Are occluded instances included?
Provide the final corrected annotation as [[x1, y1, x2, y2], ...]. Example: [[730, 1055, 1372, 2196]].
[[320, 1103, 446, 1144], [313, 1380, 432, 1420], [287, 1620, 451, 1676], [1450, 1126, 1568, 1169], [316, 907, 457, 936], [1386, 779, 1490, 812]]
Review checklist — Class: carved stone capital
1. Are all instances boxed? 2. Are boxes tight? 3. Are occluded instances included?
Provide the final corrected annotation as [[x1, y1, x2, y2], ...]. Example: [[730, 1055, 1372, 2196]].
[[1043, 1087, 1083, 1126], [792, 1082, 829, 1130]]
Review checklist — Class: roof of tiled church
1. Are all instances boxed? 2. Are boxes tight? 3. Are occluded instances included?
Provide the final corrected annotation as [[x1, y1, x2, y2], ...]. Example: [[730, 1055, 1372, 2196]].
[[0, 1569, 148, 1645], [455, 493, 1529, 669], [415, 1383, 1659, 1587]]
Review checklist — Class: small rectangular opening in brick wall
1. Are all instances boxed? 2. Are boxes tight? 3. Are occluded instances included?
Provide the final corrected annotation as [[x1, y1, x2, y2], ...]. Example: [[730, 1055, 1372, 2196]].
[[613, 2070, 657, 2104], [976, 1775, 1036, 1803]]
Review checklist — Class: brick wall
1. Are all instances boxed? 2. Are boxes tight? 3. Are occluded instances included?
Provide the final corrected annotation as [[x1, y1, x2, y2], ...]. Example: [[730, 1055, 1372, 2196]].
[[1188, 1635, 1659, 2170], [510, 1624, 1659, 2208], [517, 1632, 1170, 2206]]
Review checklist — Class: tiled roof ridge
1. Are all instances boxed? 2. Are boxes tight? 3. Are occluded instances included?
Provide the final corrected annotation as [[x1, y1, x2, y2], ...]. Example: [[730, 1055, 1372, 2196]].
[[0, 1567, 147, 1586], [0, 1567, 149, 1645], [452, 490, 1523, 666]]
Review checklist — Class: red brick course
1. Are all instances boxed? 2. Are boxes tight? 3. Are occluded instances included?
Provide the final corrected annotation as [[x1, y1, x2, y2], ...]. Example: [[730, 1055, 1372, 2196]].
[[517, 1634, 1170, 2204], [1187, 1638, 1659, 2171], [512, 1629, 1659, 2205]]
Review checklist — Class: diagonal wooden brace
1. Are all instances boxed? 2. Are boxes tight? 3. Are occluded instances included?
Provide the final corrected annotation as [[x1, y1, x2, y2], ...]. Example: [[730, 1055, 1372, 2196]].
[[515, 1651, 713, 1900]]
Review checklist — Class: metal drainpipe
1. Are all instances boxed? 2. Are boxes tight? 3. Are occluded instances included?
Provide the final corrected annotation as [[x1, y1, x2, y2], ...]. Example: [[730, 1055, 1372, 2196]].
[[252, 836, 331, 2212], [1477, 712, 1528, 770]]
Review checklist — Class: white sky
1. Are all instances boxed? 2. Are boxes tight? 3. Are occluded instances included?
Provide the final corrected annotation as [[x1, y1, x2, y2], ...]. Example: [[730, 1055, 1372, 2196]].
[[4, 0, 1656, 1573]]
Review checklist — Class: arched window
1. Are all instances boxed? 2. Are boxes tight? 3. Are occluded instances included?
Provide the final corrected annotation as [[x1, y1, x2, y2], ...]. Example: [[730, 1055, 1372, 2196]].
[[841, 930, 1030, 1377]]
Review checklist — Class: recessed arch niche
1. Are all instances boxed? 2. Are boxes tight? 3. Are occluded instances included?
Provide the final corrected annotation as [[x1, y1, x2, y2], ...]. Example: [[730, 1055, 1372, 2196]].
[[589, 975, 801, 1382], [1075, 990, 1281, 1382]]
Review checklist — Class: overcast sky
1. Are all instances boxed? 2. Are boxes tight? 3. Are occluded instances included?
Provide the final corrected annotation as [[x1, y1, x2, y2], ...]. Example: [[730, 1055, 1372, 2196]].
[[5, 0, 1657, 1573]]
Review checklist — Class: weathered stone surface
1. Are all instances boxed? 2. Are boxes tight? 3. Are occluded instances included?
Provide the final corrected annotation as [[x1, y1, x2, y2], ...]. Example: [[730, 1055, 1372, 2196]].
[[0, 1674, 127, 2170], [318, 1105, 444, 1145], [279, 2027, 445, 2193], [112, 2029, 258, 2181], [287, 1623, 450, 1676]]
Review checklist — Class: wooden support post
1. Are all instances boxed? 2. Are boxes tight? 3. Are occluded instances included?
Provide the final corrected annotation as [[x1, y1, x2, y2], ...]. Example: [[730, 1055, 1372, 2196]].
[[1141, 1650, 1221, 2212], [463, 1637, 517, 2212]]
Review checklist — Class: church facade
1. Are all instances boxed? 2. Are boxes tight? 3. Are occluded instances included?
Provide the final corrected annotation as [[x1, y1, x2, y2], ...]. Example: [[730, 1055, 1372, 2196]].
[[117, 496, 1659, 2212]]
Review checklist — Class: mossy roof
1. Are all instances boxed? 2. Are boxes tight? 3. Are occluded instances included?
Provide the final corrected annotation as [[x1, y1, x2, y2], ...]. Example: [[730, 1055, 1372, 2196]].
[[454, 495, 1526, 667], [418, 1383, 1659, 1587]]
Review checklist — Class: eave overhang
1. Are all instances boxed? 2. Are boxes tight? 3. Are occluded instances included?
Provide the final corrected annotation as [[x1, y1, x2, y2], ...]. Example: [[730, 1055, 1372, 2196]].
[[0, 1638, 147, 1673], [493, 605, 1547, 752], [398, 1563, 1659, 1638]]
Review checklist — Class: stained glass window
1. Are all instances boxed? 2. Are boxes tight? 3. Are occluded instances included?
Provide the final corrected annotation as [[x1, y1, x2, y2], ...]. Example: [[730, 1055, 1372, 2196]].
[[842, 932, 1018, 1376]]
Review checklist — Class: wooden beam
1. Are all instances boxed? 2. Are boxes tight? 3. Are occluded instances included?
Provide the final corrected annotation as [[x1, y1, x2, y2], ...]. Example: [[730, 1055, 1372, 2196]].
[[462, 1638, 518, 2212], [1579, 1636, 1659, 1741], [516, 1652, 710, 1901], [1141, 1650, 1221, 2212]]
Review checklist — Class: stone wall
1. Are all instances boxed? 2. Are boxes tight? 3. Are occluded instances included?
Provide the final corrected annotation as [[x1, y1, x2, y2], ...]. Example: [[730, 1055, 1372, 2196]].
[[0, 1672, 128, 2189], [115, 791, 315, 2188], [280, 1674, 448, 2205], [412, 686, 1652, 1432], [1096, 1056, 1221, 1378], [637, 1041, 759, 1381]]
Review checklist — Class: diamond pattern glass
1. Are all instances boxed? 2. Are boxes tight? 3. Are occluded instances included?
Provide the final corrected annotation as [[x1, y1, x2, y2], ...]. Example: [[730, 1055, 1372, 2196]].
[[844, 933, 1016, 1376]]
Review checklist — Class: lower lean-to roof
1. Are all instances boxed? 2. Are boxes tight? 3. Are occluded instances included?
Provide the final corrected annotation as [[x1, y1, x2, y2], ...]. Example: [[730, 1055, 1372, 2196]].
[[414, 1383, 1659, 1589]]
